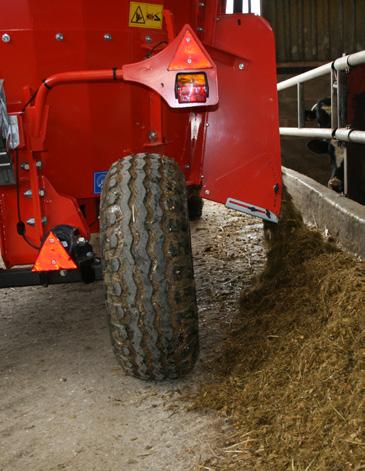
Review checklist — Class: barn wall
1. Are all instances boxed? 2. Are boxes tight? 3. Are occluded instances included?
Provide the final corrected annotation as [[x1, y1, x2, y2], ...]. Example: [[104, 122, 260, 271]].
[[262, 0, 365, 66]]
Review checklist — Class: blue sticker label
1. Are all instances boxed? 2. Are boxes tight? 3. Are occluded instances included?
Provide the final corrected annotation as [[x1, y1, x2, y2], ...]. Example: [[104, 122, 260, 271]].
[[94, 171, 107, 195]]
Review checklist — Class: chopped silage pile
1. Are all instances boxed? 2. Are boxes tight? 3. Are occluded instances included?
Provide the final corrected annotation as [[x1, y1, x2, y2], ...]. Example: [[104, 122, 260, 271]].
[[192, 189, 364, 470]]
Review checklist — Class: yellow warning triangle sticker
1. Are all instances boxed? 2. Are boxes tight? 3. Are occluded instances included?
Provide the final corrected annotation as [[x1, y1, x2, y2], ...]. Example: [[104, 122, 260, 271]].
[[129, 2, 163, 30], [131, 5, 145, 24]]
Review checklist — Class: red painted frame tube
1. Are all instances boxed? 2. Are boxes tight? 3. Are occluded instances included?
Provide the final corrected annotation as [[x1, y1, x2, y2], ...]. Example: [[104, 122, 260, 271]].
[[163, 9, 175, 43], [33, 69, 124, 138]]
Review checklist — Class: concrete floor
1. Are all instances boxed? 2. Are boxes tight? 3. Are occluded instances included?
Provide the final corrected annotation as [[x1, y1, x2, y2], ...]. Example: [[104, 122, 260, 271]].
[[0, 201, 265, 471]]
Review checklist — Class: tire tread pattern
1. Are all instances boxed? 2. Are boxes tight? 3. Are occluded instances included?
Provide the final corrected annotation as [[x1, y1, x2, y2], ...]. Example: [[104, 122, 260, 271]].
[[100, 153, 199, 380]]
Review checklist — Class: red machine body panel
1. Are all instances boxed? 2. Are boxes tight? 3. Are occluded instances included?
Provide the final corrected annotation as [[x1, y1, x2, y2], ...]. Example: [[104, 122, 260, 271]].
[[0, 0, 197, 198], [0, 0, 282, 268], [202, 14, 281, 219]]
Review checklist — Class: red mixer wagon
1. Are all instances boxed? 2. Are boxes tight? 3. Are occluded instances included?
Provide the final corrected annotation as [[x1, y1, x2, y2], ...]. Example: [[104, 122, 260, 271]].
[[0, 1, 281, 379]]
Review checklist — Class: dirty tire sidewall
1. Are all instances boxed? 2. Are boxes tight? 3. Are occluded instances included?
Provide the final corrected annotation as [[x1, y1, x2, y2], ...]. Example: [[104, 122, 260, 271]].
[[100, 153, 199, 380]]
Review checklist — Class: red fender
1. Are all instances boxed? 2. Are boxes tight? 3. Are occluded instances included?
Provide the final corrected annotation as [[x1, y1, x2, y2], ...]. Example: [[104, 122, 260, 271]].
[[201, 14, 282, 222]]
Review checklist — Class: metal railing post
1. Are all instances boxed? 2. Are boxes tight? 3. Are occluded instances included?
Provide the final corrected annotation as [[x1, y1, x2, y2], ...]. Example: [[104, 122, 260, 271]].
[[337, 69, 348, 193], [330, 68, 337, 129], [297, 83, 304, 128]]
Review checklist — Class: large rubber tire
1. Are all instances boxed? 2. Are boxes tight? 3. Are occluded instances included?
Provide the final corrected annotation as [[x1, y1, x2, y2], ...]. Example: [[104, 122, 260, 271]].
[[100, 153, 199, 380]]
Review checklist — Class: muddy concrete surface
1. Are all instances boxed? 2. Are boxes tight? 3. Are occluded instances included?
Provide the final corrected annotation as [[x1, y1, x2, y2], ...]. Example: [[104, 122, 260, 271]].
[[0, 201, 264, 471]]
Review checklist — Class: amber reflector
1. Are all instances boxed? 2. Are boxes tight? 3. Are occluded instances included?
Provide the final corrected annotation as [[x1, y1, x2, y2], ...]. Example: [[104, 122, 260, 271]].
[[168, 29, 213, 71], [32, 231, 77, 272]]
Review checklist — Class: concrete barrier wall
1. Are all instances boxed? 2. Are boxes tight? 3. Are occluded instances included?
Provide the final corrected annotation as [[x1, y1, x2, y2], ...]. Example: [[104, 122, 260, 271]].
[[283, 167, 365, 260]]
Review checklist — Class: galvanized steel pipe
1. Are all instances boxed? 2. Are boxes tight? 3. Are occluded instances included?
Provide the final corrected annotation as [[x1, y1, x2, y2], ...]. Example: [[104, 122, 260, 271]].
[[277, 50, 365, 91], [280, 127, 365, 144], [277, 63, 332, 91]]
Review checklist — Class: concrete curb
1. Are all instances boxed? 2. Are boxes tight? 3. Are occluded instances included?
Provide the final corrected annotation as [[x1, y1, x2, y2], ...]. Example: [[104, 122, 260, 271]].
[[282, 167, 365, 260]]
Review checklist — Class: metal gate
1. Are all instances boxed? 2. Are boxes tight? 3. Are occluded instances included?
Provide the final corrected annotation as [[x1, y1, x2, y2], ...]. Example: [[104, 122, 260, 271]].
[[278, 50, 365, 201]]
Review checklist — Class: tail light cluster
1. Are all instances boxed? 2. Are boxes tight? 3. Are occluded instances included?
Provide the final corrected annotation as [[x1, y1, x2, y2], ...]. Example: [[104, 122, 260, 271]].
[[169, 30, 213, 105], [175, 73, 208, 104]]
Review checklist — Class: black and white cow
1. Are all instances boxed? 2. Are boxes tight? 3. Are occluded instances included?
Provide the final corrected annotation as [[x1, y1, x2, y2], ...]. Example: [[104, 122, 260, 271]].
[[305, 97, 345, 193]]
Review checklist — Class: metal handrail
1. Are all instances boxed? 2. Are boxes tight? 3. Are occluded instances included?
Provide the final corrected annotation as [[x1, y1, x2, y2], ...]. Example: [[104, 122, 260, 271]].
[[277, 50, 365, 91], [279, 127, 365, 144], [277, 50, 365, 144]]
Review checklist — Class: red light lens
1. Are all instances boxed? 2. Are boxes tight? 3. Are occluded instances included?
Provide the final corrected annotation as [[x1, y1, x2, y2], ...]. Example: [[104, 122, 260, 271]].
[[175, 73, 208, 104], [168, 30, 213, 71]]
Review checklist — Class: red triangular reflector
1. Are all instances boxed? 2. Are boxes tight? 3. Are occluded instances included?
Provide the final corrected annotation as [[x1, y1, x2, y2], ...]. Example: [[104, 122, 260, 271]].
[[168, 29, 214, 71], [32, 231, 77, 272]]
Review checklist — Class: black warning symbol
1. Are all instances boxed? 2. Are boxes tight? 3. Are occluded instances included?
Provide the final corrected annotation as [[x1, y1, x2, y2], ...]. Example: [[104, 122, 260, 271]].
[[146, 12, 160, 21], [131, 6, 145, 24]]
